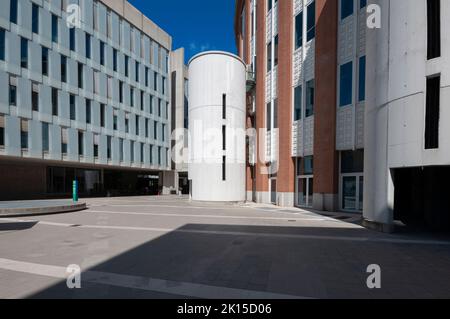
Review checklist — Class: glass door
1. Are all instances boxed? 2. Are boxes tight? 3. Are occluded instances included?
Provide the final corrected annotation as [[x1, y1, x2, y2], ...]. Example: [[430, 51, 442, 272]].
[[297, 175, 313, 208], [341, 174, 363, 212], [270, 178, 277, 204]]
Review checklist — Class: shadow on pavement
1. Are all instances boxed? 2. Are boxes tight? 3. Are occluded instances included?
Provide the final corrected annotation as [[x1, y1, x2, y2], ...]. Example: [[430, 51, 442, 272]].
[[0, 221, 38, 232], [26, 223, 450, 299]]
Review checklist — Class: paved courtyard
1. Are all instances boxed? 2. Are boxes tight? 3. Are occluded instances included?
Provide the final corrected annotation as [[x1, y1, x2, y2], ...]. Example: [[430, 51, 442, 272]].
[[1, 196, 450, 299]]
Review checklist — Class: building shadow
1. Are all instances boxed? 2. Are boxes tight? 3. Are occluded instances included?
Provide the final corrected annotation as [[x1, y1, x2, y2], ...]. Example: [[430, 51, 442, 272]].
[[0, 221, 38, 232], [24, 223, 450, 299]]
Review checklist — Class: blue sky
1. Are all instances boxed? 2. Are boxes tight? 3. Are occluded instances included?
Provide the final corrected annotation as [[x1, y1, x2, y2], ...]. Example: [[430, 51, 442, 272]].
[[128, 0, 237, 64]]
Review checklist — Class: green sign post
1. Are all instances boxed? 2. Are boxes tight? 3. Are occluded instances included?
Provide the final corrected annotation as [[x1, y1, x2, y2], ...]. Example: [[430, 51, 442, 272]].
[[72, 180, 78, 202]]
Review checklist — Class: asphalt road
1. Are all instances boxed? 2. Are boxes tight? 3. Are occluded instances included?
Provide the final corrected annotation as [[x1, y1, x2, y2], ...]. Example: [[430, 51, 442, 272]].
[[1, 196, 450, 299]]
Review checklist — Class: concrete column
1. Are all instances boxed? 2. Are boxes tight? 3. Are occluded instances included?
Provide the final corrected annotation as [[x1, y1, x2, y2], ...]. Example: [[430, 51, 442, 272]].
[[363, 0, 394, 232]]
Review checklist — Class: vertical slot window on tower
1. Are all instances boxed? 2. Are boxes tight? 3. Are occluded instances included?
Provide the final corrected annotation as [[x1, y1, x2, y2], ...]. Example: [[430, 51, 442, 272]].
[[222, 156, 226, 181], [425, 75, 440, 149], [427, 0, 441, 60], [222, 94, 226, 119], [222, 125, 226, 151]]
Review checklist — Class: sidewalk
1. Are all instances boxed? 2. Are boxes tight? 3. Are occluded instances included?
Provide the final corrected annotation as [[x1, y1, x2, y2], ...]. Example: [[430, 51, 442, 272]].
[[0, 199, 86, 217]]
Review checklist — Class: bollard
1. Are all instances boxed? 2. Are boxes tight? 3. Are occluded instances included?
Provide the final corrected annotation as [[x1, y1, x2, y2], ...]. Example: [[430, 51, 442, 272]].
[[72, 180, 78, 202]]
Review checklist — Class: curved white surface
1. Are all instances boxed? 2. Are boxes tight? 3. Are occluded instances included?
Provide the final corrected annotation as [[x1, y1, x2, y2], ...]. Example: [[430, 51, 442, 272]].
[[188, 52, 246, 202]]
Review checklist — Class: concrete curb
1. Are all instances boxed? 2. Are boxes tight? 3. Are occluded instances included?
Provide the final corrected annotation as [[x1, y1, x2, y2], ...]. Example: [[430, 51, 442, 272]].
[[0, 203, 87, 218]]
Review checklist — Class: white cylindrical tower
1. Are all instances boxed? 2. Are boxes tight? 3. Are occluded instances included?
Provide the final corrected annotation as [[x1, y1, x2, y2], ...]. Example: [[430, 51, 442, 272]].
[[188, 51, 246, 202]]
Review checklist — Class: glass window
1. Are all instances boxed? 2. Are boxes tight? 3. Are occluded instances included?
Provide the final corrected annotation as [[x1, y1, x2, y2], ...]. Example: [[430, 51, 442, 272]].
[[295, 12, 303, 50], [100, 104, 105, 127], [78, 63, 83, 89], [113, 49, 117, 72], [10, 0, 18, 24], [32, 84, 39, 111], [304, 156, 313, 175], [52, 88, 58, 115], [100, 41, 105, 66], [78, 131, 84, 156], [360, 0, 367, 9], [125, 55, 129, 77], [267, 42, 272, 72], [307, 1, 315, 41], [85, 33, 91, 59], [61, 55, 67, 83], [339, 61, 353, 107], [274, 35, 279, 66], [266, 102, 271, 131], [70, 94, 76, 120], [70, 28, 75, 51], [32, 4, 39, 34], [342, 176, 357, 210], [9, 83, 17, 106], [0, 29, 5, 61], [341, 0, 354, 20], [130, 87, 134, 107], [341, 150, 364, 173], [21, 120, 28, 149], [294, 85, 302, 121], [42, 123, 49, 152], [86, 99, 91, 124], [42, 47, 49, 76], [305, 80, 314, 117], [21, 38, 28, 69], [52, 14, 58, 43], [0, 116, 4, 148], [358, 56, 366, 102], [135, 61, 140, 83], [273, 99, 278, 128]]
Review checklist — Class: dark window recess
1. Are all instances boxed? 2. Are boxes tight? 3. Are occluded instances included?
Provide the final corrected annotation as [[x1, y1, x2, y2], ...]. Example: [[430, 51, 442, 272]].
[[222, 94, 226, 119], [222, 156, 226, 181], [222, 125, 226, 151], [52, 88, 58, 116], [42, 47, 49, 76], [425, 76, 440, 149], [427, 0, 441, 60], [341, 150, 364, 173]]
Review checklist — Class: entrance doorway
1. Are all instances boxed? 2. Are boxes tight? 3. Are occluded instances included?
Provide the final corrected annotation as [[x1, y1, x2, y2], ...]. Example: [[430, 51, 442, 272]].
[[340, 174, 363, 212], [270, 178, 277, 204]]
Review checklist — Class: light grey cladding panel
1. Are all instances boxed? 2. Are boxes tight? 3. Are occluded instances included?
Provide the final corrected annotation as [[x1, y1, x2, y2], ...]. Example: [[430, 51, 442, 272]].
[[138, 116, 145, 137], [111, 137, 119, 165], [130, 113, 136, 136], [118, 109, 125, 133], [84, 131, 94, 162], [75, 96, 86, 127], [6, 31, 21, 75], [59, 18, 70, 51], [105, 43, 113, 70], [49, 50, 61, 83], [17, 78, 32, 118], [85, 65, 93, 94], [39, 84, 53, 122], [98, 134, 107, 164], [97, 2, 107, 38], [152, 42, 159, 68], [5, 115, 21, 156], [123, 83, 130, 106], [91, 100, 100, 129], [111, 12, 120, 46], [111, 78, 119, 103], [130, 59, 135, 83], [99, 72, 107, 99], [18, 0, 33, 39], [0, 71, 9, 114], [143, 143, 150, 165], [143, 93, 150, 114], [49, 123, 61, 159], [122, 21, 131, 52], [67, 57, 77, 88], [29, 119, 43, 158], [75, 27, 86, 57], [29, 41, 42, 81], [161, 49, 167, 74], [67, 127, 78, 161], [105, 104, 113, 131], [58, 90, 70, 121], [117, 51, 125, 76], [0, 0, 10, 29], [92, 37, 100, 65], [133, 29, 141, 58], [123, 139, 130, 164], [40, 8, 52, 47], [82, 0, 94, 31], [143, 37, 151, 65]]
